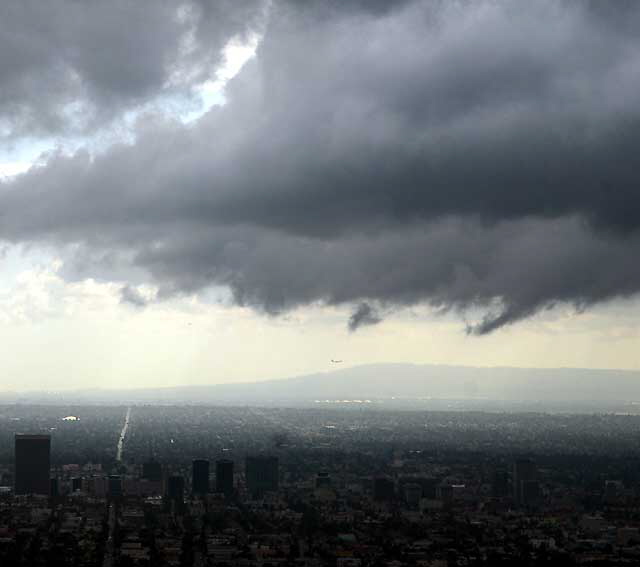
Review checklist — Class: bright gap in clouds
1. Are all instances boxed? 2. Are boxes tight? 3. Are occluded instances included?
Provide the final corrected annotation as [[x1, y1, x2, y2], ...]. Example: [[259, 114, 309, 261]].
[[0, 33, 261, 181], [0, 161, 32, 180], [186, 33, 261, 122]]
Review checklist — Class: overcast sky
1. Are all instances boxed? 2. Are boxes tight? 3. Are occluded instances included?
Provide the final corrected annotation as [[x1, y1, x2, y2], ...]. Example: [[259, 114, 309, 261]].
[[1, 0, 640, 390]]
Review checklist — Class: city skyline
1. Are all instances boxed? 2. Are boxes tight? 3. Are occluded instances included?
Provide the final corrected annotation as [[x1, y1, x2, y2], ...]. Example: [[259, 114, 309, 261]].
[[3, 404, 640, 564]]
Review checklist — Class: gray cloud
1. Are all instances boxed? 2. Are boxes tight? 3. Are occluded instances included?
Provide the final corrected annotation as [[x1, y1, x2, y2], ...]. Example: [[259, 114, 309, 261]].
[[349, 303, 381, 332], [2, 0, 640, 331], [120, 285, 147, 308], [0, 0, 266, 138], [43, 216, 640, 333]]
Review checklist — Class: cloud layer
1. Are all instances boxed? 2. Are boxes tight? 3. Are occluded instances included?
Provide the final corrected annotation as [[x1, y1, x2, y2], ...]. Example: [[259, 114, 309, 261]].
[[2, 0, 640, 332], [0, 0, 265, 138]]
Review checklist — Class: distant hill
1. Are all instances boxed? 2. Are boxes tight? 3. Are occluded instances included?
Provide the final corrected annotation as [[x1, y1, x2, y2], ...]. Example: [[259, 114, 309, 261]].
[[2, 363, 640, 408]]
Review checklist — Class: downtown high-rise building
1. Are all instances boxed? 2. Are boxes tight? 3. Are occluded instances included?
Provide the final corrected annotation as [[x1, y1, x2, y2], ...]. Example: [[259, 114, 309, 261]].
[[108, 475, 123, 499], [192, 459, 210, 495], [167, 475, 185, 503], [216, 459, 234, 496], [14, 434, 51, 496], [245, 456, 278, 498]]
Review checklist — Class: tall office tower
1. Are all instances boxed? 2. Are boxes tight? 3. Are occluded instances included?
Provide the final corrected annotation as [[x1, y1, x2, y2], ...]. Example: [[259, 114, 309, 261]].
[[167, 475, 185, 503], [142, 460, 162, 482], [15, 434, 51, 496], [513, 458, 537, 506], [245, 456, 279, 498], [216, 459, 234, 496], [108, 475, 123, 499], [192, 459, 210, 495]]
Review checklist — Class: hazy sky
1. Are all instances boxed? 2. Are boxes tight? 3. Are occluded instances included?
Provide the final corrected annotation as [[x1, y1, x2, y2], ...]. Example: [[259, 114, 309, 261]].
[[1, 0, 640, 390]]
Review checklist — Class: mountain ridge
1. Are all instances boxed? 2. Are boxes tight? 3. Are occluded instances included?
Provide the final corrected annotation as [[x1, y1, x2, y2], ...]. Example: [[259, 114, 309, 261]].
[[2, 362, 639, 406]]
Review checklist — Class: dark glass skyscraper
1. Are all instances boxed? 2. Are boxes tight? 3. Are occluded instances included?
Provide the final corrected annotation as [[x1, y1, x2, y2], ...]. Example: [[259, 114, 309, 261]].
[[108, 475, 122, 499], [15, 434, 51, 496], [246, 456, 278, 498], [192, 459, 210, 495], [216, 459, 234, 496], [167, 475, 185, 502]]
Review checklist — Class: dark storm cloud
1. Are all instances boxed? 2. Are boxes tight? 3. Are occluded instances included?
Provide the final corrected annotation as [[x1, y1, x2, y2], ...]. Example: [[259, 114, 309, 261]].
[[0, 0, 265, 138], [47, 216, 640, 333], [2, 0, 640, 331], [349, 303, 381, 332]]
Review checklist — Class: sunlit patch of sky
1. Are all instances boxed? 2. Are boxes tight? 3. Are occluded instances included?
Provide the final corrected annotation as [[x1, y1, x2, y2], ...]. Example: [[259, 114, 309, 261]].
[[0, 160, 32, 180], [186, 33, 261, 122], [0, 33, 260, 181]]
